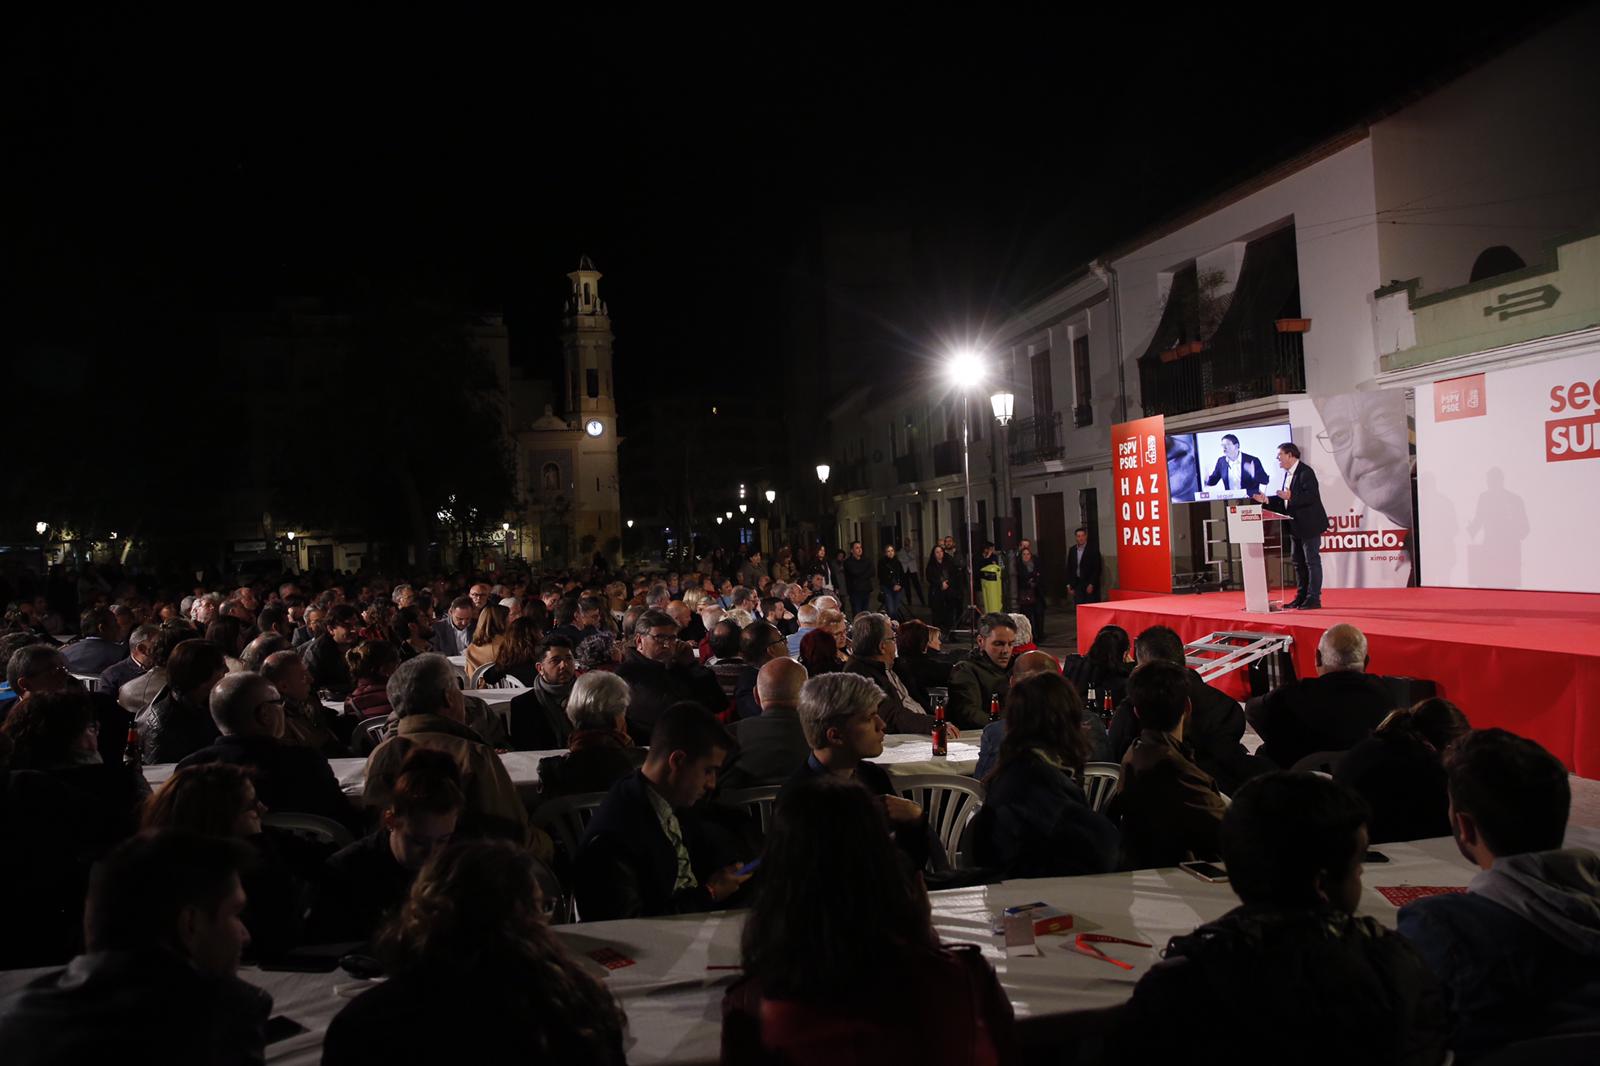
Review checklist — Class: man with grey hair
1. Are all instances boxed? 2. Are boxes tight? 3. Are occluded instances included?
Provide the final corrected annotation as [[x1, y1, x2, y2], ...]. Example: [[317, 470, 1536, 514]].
[[176, 671, 357, 829], [537, 671, 646, 798], [786, 602, 819, 657], [259, 649, 345, 755], [362, 654, 531, 846], [645, 582, 672, 611], [786, 672, 929, 865], [98, 623, 160, 701], [1249, 622, 1395, 770], [615, 608, 726, 745], [844, 613, 955, 737]]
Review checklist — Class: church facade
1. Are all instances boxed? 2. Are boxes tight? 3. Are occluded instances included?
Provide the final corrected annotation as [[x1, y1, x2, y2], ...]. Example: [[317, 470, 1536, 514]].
[[510, 257, 624, 566]]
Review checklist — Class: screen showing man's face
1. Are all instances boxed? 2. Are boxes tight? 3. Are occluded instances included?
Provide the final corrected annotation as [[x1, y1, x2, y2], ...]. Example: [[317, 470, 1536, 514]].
[[1223, 438, 1240, 460]]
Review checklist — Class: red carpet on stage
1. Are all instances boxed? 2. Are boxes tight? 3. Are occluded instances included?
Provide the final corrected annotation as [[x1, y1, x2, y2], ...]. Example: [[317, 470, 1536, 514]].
[[1078, 588, 1600, 779]]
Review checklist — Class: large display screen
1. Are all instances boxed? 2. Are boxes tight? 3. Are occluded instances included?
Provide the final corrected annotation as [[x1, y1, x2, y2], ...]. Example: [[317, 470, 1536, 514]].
[[1166, 423, 1292, 504]]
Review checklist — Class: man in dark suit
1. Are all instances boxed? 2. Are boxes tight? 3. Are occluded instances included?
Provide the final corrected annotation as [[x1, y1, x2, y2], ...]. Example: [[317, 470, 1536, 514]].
[[1246, 624, 1395, 770], [98, 624, 160, 702], [615, 609, 728, 745], [1204, 433, 1270, 496], [574, 703, 753, 920], [61, 608, 128, 678], [176, 671, 361, 832], [429, 596, 475, 655], [721, 658, 812, 789], [1254, 441, 1329, 610], [1067, 527, 1102, 603], [1108, 625, 1272, 795]]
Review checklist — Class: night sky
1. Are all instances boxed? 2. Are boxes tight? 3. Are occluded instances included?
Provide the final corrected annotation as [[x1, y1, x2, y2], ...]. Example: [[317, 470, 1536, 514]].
[[10, 8, 1561, 428]]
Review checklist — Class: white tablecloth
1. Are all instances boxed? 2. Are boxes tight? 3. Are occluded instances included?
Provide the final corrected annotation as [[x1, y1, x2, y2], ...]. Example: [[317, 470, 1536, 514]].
[[5, 830, 1596, 1065], [145, 732, 976, 799]]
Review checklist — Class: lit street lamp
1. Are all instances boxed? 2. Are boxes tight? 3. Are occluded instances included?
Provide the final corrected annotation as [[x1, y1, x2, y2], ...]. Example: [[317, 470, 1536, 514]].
[[764, 489, 776, 504], [34, 521, 47, 535], [947, 350, 985, 630], [815, 464, 831, 550], [626, 519, 634, 529], [991, 390, 1016, 611]]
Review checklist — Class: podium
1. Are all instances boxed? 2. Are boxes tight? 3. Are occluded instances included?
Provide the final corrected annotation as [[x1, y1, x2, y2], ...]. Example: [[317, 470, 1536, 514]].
[[1227, 504, 1291, 613]]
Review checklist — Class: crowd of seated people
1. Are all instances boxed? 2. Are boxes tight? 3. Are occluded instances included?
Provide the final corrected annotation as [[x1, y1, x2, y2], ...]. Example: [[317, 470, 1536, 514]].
[[0, 558, 1595, 1064]]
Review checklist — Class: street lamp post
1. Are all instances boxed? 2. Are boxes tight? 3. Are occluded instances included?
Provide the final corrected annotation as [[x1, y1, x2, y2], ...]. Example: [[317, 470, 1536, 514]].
[[815, 464, 831, 551], [947, 352, 983, 634], [990, 391, 1015, 611]]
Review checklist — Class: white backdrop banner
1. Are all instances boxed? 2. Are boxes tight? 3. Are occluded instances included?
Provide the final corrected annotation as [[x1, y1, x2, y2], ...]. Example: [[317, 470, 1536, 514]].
[[1415, 344, 1600, 592], [1288, 392, 1415, 588]]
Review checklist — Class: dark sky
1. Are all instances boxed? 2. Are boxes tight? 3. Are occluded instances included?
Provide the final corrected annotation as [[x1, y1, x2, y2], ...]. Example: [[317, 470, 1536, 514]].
[[9, 8, 1565, 424]]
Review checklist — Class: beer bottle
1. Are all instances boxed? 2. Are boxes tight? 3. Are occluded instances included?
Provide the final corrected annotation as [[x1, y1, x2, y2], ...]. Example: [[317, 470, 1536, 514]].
[[932, 701, 948, 757], [987, 693, 1001, 724], [123, 722, 142, 771], [1103, 689, 1115, 725], [1086, 684, 1098, 715]]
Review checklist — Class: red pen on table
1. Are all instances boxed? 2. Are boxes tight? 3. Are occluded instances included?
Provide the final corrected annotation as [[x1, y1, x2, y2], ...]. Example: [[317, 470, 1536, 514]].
[[1071, 933, 1152, 970]]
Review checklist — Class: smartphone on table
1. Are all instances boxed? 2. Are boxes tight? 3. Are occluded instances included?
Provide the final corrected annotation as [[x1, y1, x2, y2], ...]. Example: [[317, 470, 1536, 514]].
[[1179, 860, 1229, 883]]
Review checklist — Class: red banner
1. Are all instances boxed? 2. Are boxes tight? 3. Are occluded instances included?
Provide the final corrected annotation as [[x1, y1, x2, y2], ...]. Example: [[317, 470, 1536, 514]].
[[1112, 416, 1172, 593]]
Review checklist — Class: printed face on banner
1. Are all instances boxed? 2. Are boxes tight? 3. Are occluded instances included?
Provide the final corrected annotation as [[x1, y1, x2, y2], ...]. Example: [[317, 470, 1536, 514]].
[[1290, 393, 1415, 589], [1112, 416, 1172, 593]]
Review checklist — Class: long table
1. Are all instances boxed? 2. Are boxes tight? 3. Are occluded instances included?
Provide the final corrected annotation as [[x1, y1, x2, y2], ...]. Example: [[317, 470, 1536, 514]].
[[142, 733, 982, 799], [14, 831, 1587, 1065]]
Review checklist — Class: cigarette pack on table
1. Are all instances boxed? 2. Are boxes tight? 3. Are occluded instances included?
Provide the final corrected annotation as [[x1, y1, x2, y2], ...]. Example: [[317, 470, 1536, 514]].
[[992, 902, 1074, 937]]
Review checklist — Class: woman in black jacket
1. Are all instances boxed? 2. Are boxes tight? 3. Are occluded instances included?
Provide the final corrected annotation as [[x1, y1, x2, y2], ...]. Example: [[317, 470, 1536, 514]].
[[1015, 546, 1045, 641], [924, 545, 956, 632], [323, 841, 625, 1066], [877, 545, 907, 620], [1333, 698, 1469, 844], [972, 672, 1118, 878], [1062, 624, 1133, 722]]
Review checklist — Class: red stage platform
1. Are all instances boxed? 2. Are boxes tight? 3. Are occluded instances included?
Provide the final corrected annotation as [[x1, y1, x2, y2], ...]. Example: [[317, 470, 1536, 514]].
[[1077, 587, 1600, 779]]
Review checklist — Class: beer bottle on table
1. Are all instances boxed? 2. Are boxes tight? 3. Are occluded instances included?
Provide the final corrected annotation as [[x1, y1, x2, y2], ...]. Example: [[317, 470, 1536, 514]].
[[123, 723, 141, 771], [932, 701, 948, 757], [1086, 684, 1099, 717], [1103, 690, 1115, 725], [988, 693, 1001, 724]]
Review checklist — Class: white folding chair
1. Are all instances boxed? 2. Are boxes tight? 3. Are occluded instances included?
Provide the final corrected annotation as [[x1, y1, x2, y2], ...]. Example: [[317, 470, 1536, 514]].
[[72, 674, 103, 693], [719, 785, 783, 839], [262, 811, 355, 849], [1079, 761, 1123, 814], [895, 774, 985, 869], [469, 663, 528, 689]]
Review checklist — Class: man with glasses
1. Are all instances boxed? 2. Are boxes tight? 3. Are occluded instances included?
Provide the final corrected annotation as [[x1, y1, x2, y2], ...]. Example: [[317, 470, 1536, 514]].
[[466, 583, 494, 621], [4, 643, 133, 764], [615, 609, 727, 745], [176, 672, 359, 831], [732, 620, 790, 720]]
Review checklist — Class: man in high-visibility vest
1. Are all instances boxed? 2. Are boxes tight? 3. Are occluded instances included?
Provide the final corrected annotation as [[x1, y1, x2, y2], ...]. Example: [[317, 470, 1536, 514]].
[[978, 542, 1004, 615]]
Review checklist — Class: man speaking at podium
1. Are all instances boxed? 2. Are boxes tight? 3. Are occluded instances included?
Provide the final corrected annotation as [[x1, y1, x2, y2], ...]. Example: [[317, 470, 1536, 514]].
[[1252, 442, 1328, 610], [1205, 433, 1269, 496]]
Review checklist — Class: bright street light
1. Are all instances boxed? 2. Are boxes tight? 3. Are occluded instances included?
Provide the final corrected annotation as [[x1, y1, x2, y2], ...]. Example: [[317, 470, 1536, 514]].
[[626, 519, 634, 529], [35, 521, 47, 535], [716, 516, 724, 525], [738, 504, 747, 514], [502, 521, 510, 531], [990, 391, 1015, 425], [816, 464, 830, 483], [947, 348, 984, 389], [725, 510, 733, 520], [764, 489, 776, 504]]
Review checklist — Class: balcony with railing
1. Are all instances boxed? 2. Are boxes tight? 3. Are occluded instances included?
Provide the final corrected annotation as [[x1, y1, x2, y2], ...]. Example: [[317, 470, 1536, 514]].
[[1007, 411, 1065, 464], [1137, 226, 1306, 417], [1140, 327, 1306, 416]]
